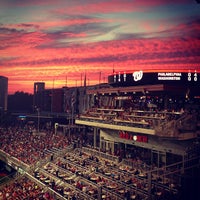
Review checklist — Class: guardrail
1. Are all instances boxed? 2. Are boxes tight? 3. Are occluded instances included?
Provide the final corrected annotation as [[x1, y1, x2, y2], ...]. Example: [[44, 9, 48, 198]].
[[81, 146, 119, 163], [0, 150, 30, 171], [25, 172, 67, 200]]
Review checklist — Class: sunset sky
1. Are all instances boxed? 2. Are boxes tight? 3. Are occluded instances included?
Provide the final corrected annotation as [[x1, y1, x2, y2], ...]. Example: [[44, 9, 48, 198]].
[[0, 0, 200, 94]]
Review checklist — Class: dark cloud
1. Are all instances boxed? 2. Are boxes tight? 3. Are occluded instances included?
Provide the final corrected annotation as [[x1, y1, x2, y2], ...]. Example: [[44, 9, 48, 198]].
[[0, 26, 24, 34], [0, 56, 19, 65], [0, 0, 62, 7], [0, 26, 25, 49], [18, 23, 40, 30], [115, 17, 200, 41], [115, 32, 148, 40], [37, 21, 120, 49]]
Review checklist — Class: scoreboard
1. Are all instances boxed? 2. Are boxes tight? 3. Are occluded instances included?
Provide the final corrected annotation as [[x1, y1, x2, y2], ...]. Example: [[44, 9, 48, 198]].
[[108, 70, 200, 86]]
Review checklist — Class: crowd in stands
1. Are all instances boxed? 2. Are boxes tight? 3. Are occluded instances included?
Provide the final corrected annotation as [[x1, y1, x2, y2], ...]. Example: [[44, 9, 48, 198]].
[[32, 146, 181, 200], [0, 176, 55, 200], [0, 122, 196, 200], [0, 126, 70, 166], [79, 106, 185, 125]]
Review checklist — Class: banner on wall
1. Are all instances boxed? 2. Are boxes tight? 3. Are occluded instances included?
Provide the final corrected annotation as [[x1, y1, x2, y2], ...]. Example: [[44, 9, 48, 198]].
[[119, 130, 148, 143]]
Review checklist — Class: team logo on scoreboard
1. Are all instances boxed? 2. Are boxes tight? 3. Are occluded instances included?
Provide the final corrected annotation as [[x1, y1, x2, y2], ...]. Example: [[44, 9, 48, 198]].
[[132, 70, 143, 81]]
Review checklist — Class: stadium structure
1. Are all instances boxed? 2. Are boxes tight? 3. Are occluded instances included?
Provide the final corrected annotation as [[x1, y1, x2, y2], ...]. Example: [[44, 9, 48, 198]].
[[0, 69, 199, 200]]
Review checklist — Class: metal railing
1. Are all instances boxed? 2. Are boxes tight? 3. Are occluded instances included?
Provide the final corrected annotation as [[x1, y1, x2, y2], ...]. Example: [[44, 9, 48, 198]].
[[81, 146, 119, 163]]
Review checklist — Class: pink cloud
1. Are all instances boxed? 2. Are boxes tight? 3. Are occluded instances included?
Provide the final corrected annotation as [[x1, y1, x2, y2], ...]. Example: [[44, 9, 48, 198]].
[[53, 0, 190, 15]]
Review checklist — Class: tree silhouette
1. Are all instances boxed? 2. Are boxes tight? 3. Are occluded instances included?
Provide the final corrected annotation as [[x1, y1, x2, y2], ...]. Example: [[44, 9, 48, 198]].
[[8, 91, 33, 112]]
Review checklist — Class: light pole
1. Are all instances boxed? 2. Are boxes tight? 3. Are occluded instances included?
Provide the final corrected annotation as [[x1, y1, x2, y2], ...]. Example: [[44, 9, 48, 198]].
[[37, 108, 40, 133]]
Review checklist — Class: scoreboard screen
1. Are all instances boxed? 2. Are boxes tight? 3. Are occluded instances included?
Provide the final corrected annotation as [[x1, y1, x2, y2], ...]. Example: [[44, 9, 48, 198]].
[[108, 70, 200, 86]]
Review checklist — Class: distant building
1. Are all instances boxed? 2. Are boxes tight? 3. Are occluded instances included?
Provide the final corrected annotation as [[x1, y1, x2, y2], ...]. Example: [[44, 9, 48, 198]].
[[33, 82, 45, 111], [44, 88, 64, 113], [32, 80, 110, 115], [0, 76, 8, 112], [33, 82, 65, 113]]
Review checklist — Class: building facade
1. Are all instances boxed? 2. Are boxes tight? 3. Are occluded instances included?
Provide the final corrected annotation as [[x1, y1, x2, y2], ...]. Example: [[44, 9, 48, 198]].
[[33, 82, 45, 111], [0, 76, 8, 112]]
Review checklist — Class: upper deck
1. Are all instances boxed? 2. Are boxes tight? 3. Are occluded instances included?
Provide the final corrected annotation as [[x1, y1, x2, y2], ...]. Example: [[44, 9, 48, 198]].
[[76, 70, 200, 140], [76, 107, 199, 140]]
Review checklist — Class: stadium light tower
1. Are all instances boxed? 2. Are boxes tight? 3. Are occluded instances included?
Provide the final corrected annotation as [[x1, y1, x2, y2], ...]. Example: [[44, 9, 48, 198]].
[[36, 108, 40, 133]]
